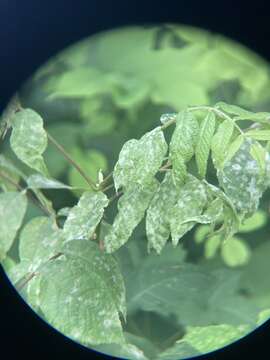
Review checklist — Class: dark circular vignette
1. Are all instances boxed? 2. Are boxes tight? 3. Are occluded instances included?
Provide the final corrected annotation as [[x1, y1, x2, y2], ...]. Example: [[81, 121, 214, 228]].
[[1, 0, 270, 359]]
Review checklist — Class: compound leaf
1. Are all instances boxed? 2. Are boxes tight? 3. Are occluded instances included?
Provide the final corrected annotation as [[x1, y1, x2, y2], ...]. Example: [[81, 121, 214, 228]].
[[63, 191, 108, 242], [195, 111, 216, 178], [39, 240, 126, 345], [10, 109, 48, 175]]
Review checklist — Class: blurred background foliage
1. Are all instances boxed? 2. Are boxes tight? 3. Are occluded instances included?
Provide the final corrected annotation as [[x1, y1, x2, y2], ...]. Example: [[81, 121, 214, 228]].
[[2, 24, 270, 358]]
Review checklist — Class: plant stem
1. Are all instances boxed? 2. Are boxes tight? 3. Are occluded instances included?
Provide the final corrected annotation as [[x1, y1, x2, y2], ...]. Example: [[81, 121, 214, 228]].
[[15, 252, 63, 291], [47, 132, 98, 191], [0, 171, 51, 216], [101, 183, 114, 192], [100, 171, 113, 188], [109, 191, 123, 204], [159, 160, 172, 172]]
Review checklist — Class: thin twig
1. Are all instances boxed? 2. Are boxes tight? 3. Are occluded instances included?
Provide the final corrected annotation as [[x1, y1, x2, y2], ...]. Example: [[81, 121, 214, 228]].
[[109, 191, 123, 204], [159, 161, 172, 172], [47, 132, 98, 191], [100, 171, 113, 188], [0, 171, 51, 216], [101, 183, 114, 192], [15, 252, 63, 291]]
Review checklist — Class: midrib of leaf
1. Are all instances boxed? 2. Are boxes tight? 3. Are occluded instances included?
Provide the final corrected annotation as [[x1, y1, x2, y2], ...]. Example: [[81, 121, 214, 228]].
[[128, 266, 182, 305]]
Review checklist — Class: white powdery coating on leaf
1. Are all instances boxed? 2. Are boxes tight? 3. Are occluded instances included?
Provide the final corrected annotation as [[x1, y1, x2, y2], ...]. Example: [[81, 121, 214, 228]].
[[0, 191, 27, 259], [169, 175, 208, 246], [218, 139, 267, 215], [39, 240, 126, 345], [63, 191, 108, 242], [146, 171, 182, 254], [104, 180, 158, 253], [10, 109, 48, 174], [113, 127, 167, 191], [19, 216, 63, 270]]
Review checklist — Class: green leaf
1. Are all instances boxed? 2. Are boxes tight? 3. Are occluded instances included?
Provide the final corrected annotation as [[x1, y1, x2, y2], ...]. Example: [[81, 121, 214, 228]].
[[169, 175, 208, 246], [217, 138, 267, 216], [194, 225, 211, 244], [195, 111, 216, 178], [27, 174, 71, 189], [39, 240, 126, 345], [0, 191, 27, 260], [126, 244, 216, 323], [206, 267, 259, 325], [170, 110, 199, 163], [257, 309, 270, 325], [0, 154, 26, 180], [1, 256, 16, 272], [211, 119, 234, 168], [57, 207, 71, 217], [246, 129, 270, 141], [93, 338, 148, 360], [215, 102, 252, 117], [180, 324, 250, 354], [113, 127, 167, 191], [10, 216, 64, 310], [239, 210, 267, 233], [10, 109, 48, 175], [222, 134, 244, 165], [170, 151, 187, 185], [221, 236, 251, 267], [45, 68, 114, 99], [80, 98, 117, 137], [158, 341, 200, 360], [216, 102, 270, 124], [235, 113, 270, 124], [19, 216, 63, 269], [104, 180, 158, 253], [204, 235, 221, 259], [146, 172, 182, 253], [250, 142, 267, 176], [203, 181, 240, 240], [181, 197, 223, 225], [240, 241, 270, 308], [63, 191, 109, 242], [8, 260, 41, 311]]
